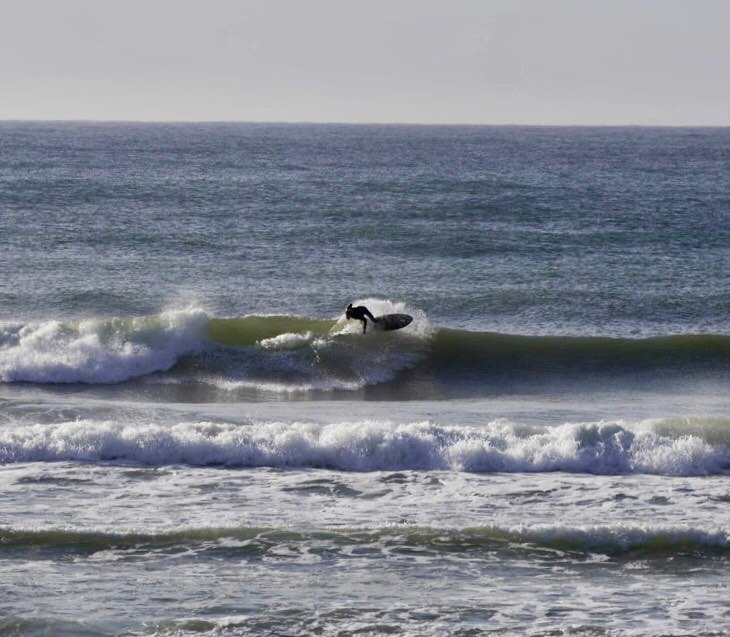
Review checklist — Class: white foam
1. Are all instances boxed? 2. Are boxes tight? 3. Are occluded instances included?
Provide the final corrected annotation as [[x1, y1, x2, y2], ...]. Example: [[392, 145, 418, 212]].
[[203, 377, 364, 393], [257, 332, 316, 351], [0, 418, 726, 475], [506, 522, 730, 552], [0, 309, 208, 384]]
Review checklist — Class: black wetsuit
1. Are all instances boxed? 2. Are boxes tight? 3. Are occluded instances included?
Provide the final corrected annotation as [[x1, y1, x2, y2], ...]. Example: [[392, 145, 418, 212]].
[[346, 305, 377, 333]]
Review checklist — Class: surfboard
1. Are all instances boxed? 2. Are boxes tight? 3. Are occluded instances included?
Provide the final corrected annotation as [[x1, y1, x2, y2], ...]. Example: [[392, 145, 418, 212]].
[[373, 313, 413, 332]]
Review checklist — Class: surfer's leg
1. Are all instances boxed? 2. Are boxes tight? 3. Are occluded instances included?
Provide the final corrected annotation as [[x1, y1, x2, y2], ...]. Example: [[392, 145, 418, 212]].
[[361, 319, 367, 333]]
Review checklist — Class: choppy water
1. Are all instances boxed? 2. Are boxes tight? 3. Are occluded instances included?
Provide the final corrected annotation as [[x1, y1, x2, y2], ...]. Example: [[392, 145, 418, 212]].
[[0, 123, 728, 636]]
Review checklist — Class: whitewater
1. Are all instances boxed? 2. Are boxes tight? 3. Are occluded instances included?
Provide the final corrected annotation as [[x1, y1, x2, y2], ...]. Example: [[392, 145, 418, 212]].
[[1, 123, 729, 637], [1, 416, 728, 476]]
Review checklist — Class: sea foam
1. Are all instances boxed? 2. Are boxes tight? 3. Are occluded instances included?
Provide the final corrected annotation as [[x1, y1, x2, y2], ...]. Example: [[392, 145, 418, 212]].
[[0, 418, 726, 476], [0, 310, 208, 384]]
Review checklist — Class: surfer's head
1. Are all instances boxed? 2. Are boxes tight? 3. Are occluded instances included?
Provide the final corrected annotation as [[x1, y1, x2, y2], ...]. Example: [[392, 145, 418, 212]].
[[345, 303, 353, 319]]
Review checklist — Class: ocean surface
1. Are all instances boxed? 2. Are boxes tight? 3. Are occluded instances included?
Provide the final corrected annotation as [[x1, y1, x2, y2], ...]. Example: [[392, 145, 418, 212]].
[[0, 122, 728, 636]]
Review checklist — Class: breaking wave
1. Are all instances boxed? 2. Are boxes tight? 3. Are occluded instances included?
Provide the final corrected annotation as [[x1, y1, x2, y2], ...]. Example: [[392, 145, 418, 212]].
[[1, 301, 729, 396], [0, 309, 209, 384], [0, 418, 728, 476]]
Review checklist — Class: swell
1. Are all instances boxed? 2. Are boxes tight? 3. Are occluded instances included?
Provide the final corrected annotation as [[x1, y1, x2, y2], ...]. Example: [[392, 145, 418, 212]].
[[1, 524, 727, 558], [0, 418, 728, 475]]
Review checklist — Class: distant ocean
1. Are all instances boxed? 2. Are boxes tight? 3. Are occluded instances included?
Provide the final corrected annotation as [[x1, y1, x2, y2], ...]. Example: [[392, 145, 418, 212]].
[[1, 123, 728, 637]]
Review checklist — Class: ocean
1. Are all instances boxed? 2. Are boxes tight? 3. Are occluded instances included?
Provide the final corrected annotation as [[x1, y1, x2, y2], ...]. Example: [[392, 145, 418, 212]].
[[0, 122, 728, 636]]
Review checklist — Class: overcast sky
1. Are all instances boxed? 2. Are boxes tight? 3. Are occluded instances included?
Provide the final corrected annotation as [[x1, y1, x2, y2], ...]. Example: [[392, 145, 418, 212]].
[[1, 0, 729, 125]]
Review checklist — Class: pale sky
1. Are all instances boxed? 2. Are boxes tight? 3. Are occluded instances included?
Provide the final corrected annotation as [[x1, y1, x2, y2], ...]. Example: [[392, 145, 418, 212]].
[[1, 0, 729, 125]]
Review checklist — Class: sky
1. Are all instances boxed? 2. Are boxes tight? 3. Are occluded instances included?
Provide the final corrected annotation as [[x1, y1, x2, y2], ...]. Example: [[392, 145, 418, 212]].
[[1, 0, 729, 125]]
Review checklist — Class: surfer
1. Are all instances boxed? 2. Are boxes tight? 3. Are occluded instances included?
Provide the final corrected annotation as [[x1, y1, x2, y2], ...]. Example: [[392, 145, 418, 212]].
[[345, 303, 378, 333]]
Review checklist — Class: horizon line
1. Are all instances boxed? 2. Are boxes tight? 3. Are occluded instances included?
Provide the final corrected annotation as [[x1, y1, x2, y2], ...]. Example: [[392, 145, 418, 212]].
[[1, 118, 729, 129]]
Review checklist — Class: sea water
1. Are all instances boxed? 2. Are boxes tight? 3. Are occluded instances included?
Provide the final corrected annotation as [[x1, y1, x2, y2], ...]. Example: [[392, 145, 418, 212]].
[[0, 123, 728, 636]]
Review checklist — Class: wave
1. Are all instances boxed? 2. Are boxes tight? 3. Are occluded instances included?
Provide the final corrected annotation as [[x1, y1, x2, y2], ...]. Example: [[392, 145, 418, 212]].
[[0, 418, 727, 475], [1, 523, 726, 558], [1, 303, 729, 395]]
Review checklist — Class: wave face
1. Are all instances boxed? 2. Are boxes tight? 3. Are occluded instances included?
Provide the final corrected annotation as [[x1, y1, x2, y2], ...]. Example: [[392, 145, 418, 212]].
[[1, 303, 729, 397], [1, 418, 728, 476]]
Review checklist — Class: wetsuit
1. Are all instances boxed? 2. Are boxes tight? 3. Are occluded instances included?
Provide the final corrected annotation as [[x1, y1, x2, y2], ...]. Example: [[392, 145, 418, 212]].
[[345, 304, 378, 333]]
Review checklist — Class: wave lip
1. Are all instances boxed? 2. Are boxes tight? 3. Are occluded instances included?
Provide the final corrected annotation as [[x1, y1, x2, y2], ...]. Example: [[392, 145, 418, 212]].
[[0, 418, 727, 476]]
